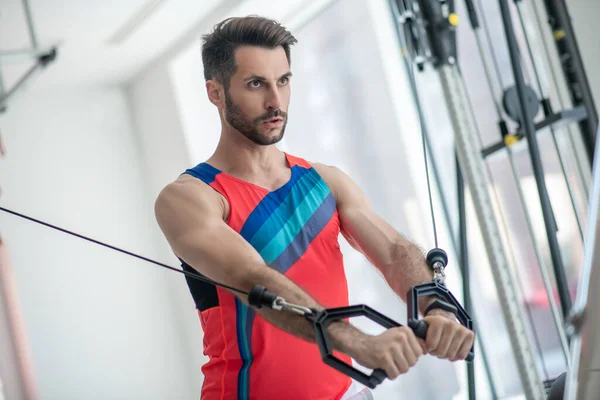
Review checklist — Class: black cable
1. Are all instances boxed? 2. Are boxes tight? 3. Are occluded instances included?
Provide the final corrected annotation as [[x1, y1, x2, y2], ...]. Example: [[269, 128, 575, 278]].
[[406, 59, 439, 249], [474, 0, 506, 89], [0, 206, 249, 296]]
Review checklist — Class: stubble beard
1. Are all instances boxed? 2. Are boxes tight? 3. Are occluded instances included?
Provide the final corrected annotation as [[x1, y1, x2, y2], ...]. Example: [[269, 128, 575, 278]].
[[224, 90, 288, 146]]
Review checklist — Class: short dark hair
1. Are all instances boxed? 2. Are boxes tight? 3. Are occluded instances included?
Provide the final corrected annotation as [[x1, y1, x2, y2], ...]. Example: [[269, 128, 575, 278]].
[[201, 16, 298, 89]]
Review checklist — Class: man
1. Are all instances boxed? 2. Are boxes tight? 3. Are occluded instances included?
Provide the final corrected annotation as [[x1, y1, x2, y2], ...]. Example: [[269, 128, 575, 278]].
[[155, 16, 474, 400]]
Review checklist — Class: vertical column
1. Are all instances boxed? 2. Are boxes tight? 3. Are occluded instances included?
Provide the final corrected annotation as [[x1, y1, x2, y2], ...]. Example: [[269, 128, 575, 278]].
[[439, 64, 546, 400]]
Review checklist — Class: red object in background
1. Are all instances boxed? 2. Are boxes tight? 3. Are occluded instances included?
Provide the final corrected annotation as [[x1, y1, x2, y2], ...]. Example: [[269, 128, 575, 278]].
[[526, 282, 578, 308], [0, 133, 39, 399]]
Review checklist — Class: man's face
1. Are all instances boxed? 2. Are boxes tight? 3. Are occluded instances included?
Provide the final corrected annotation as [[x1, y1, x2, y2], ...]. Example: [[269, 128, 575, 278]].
[[222, 46, 292, 146]]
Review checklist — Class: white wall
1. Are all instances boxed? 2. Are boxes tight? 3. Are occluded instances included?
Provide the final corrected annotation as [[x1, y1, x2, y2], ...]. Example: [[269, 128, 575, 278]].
[[0, 88, 196, 399], [127, 58, 208, 394]]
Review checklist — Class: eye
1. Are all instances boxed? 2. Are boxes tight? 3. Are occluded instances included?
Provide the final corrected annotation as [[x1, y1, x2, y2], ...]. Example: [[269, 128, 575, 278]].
[[249, 80, 262, 88], [279, 76, 289, 85]]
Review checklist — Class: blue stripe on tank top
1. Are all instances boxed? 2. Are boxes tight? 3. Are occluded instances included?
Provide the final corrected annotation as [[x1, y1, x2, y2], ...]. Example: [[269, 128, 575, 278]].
[[238, 165, 309, 241], [256, 177, 331, 263], [246, 168, 323, 252], [235, 298, 255, 400], [269, 192, 336, 274], [183, 163, 221, 185]]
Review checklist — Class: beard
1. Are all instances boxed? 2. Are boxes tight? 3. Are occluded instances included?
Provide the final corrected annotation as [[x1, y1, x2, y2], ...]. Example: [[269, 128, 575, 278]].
[[224, 90, 288, 146]]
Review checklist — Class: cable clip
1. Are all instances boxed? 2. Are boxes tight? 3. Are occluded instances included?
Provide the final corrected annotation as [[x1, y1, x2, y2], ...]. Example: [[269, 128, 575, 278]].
[[427, 248, 448, 285]]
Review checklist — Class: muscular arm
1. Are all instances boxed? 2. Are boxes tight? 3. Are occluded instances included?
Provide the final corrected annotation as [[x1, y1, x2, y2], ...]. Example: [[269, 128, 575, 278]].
[[314, 165, 475, 361], [313, 164, 436, 314], [154, 175, 364, 356]]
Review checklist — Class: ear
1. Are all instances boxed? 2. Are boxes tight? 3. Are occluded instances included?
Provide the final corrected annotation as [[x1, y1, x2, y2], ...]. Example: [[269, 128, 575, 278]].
[[206, 80, 225, 109]]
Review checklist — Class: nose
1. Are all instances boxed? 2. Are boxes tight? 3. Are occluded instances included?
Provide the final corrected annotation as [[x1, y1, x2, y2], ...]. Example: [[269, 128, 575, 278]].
[[265, 85, 282, 111]]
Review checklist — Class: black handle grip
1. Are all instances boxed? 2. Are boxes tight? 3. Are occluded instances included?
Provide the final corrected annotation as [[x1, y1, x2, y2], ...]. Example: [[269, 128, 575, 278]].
[[408, 319, 429, 339], [407, 278, 475, 363], [307, 305, 406, 389], [408, 319, 474, 361], [370, 369, 387, 387]]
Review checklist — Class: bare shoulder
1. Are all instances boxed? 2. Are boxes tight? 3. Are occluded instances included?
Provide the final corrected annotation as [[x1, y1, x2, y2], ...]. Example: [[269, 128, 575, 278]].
[[310, 162, 367, 206], [311, 162, 343, 181], [310, 162, 355, 199], [154, 174, 227, 225], [311, 162, 353, 183]]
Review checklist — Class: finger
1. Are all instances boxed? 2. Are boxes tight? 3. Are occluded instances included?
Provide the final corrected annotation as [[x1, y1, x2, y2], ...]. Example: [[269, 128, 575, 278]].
[[425, 321, 443, 353], [404, 329, 424, 360], [400, 341, 418, 368], [456, 331, 475, 361], [417, 338, 428, 355], [391, 345, 410, 375], [434, 325, 454, 358], [447, 330, 470, 361], [383, 353, 401, 380]]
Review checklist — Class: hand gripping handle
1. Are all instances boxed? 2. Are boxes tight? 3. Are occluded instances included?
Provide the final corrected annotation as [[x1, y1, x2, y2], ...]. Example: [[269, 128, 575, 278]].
[[307, 303, 473, 391], [408, 318, 474, 362], [305, 305, 402, 389], [406, 249, 475, 363]]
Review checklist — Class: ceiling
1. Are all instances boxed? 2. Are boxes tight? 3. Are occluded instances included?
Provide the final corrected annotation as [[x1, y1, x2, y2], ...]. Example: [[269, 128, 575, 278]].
[[0, 0, 334, 96], [0, 0, 234, 91]]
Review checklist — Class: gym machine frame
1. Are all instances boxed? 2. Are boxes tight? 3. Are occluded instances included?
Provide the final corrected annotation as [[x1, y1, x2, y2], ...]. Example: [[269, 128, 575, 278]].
[[540, 0, 598, 165], [389, 0, 566, 398], [0, 0, 57, 115]]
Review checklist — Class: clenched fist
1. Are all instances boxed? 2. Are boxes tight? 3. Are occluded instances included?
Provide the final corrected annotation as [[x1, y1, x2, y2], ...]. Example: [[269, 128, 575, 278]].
[[422, 310, 474, 361], [349, 326, 427, 379]]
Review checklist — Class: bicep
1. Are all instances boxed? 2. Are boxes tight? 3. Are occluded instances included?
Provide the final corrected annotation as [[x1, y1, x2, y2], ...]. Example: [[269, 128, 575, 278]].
[[316, 164, 400, 269], [154, 180, 265, 287]]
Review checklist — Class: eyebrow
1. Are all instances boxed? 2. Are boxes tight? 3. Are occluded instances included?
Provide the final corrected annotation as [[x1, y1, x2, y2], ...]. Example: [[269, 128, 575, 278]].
[[244, 72, 293, 82]]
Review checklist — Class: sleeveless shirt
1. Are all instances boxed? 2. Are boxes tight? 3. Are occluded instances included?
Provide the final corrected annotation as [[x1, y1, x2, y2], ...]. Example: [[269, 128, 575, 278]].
[[181, 152, 353, 400]]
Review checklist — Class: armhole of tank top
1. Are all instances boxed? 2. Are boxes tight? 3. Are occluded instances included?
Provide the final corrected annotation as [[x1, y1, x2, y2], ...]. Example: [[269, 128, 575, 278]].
[[207, 182, 232, 226], [182, 171, 233, 226]]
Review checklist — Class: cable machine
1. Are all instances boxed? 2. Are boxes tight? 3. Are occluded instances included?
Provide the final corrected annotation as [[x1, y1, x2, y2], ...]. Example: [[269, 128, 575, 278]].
[[387, 0, 597, 397]]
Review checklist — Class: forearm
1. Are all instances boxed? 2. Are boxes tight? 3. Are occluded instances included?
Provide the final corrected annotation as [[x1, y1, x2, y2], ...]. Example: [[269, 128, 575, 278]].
[[381, 236, 438, 314], [157, 180, 371, 357], [226, 262, 368, 357]]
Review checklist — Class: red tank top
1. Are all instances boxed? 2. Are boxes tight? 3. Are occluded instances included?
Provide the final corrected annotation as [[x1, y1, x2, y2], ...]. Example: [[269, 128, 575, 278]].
[[181, 153, 353, 400]]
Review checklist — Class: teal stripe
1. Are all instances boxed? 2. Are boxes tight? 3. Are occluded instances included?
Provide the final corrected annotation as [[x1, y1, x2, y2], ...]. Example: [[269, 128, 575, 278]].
[[259, 178, 331, 263], [249, 168, 321, 251], [240, 306, 250, 357], [237, 301, 251, 399]]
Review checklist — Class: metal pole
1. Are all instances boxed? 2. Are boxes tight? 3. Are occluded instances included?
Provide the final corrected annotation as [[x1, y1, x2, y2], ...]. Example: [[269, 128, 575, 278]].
[[528, 0, 592, 196], [0, 62, 42, 108], [0, 49, 57, 113], [542, 0, 598, 164], [497, 0, 572, 318], [456, 155, 477, 400], [462, 0, 571, 366], [564, 125, 600, 400], [441, 62, 546, 400], [506, 149, 571, 365], [0, 49, 54, 64], [514, 0, 584, 241], [21, 0, 39, 50]]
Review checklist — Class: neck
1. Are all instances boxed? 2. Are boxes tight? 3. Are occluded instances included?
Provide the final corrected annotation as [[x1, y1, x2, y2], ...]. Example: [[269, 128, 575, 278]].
[[208, 127, 285, 176]]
